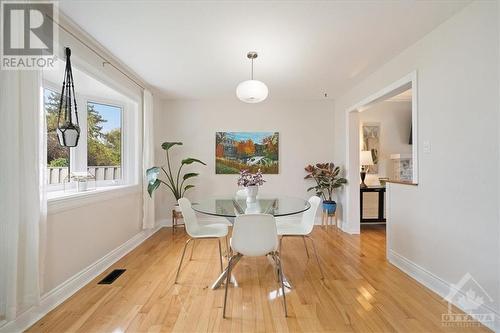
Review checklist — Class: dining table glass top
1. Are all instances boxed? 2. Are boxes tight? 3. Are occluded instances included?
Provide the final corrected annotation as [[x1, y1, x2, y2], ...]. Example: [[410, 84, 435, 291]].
[[192, 196, 311, 218]]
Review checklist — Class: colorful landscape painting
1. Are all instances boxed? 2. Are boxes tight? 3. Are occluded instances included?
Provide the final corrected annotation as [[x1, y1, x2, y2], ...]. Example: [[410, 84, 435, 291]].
[[215, 132, 279, 174]]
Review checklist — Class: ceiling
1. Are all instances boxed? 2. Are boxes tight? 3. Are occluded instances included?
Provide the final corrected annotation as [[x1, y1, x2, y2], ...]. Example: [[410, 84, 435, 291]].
[[44, 65, 128, 102], [59, 1, 469, 100]]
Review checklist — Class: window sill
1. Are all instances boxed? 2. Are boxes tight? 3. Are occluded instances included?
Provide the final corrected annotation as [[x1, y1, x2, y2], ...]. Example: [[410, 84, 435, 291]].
[[47, 184, 141, 214]]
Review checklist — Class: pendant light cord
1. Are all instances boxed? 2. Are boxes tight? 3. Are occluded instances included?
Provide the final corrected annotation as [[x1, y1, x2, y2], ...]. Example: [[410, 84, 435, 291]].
[[251, 58, 254, 80]]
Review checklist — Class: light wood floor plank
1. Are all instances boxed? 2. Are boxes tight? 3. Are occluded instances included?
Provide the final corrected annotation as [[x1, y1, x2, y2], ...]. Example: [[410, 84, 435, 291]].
[[26, 225, 491, 333]]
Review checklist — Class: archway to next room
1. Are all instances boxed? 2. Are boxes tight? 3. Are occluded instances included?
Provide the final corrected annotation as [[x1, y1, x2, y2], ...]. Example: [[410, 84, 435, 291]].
[[344, 72, 418, 242]]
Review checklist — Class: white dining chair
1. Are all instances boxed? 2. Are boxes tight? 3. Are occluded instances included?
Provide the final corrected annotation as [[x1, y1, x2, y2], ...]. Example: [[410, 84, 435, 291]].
[[175, 197, 229, 283], [276, 196, 325, 279], [223, 214, 287, 318]]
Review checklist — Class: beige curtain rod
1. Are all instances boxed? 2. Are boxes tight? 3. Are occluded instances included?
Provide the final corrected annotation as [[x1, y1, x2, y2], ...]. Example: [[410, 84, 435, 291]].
[[45, 13, 146, 90]]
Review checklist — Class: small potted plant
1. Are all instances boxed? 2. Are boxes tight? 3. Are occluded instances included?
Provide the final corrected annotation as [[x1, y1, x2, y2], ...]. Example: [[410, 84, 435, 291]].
[[304, 163, 347, 214], [70, 171, 95, 192], [237, 169, 265, 203], [146, 142, 206, 211]]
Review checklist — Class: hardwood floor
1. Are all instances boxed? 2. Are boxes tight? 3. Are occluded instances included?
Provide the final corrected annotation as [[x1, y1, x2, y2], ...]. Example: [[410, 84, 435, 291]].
[[27, 225, 490, 332]]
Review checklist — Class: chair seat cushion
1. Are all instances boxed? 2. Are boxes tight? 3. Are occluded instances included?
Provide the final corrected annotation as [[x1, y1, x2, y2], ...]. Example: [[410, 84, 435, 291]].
[[276, 222, 309, 236], [230, 237, 278, 256], [275, 216, 301, 225], [198, 216, 232, 226], [195, 223, 229, 238]]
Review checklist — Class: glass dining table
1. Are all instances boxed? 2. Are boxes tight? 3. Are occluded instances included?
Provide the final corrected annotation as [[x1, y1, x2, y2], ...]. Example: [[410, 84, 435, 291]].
[[192, 196, 311, 218], [192, 195, 310, 290]]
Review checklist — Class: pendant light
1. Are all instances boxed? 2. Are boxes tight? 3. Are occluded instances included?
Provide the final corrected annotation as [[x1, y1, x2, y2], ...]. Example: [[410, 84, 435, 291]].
[[236, 51, 269, 103], [56, 47, 80, 147]]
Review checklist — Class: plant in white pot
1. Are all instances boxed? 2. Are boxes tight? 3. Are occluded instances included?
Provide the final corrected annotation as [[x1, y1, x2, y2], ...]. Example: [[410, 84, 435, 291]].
[[237, 169, 265, 203], [146, 142, 206, 210], [304, 163, 347, 214]]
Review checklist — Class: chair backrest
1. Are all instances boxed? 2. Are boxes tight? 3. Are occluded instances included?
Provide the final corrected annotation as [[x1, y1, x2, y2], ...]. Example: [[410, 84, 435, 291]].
[[178, 197, 200, 237], [232, 214, 277, 256], [301, 196, 321, 234]]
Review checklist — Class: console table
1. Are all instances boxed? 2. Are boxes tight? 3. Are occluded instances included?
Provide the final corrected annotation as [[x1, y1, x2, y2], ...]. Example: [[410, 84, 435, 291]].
[[360, 186, 386, 223]]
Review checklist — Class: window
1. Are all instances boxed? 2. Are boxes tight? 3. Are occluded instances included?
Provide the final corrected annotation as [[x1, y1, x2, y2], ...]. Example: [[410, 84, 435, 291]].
[[43, 79, 136, 191], [44, 88, 70, 184], [87, 101, 122, 181]]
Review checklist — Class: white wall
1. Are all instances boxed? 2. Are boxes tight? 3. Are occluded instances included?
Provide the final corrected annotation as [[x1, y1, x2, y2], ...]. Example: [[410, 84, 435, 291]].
[[39, 20, 160, 297], [1, 13, 163, 333], [498, 0, 500, 324], [44, 191, 142, 293], [154, 99, 335, 222], [333, 0, 499, 326], [359, 100, 412, 185]]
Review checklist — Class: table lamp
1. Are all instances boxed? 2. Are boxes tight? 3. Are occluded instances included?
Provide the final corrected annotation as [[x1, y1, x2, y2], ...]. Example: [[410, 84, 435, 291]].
[[360, 150, 374, 188]]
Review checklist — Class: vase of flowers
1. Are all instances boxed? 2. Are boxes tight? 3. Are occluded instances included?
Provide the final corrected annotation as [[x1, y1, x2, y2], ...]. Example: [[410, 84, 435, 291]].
[[244, 201, 261, 214], [237, 169, 265, 203], [304, 163, 347, 214]]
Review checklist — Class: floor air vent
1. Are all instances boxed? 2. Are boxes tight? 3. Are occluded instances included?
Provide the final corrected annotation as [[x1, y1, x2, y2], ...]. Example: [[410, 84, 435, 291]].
[[98, 269, 126, 284]]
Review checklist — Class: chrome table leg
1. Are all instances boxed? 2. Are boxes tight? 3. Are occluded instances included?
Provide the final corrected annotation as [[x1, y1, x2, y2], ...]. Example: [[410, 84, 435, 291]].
[[212, 253, 241, 290]]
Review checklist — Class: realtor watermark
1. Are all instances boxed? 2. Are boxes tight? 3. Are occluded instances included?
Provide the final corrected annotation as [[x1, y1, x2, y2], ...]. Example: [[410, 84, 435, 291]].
[[442, 272, 495, 328], [1, 1, 57, 70]]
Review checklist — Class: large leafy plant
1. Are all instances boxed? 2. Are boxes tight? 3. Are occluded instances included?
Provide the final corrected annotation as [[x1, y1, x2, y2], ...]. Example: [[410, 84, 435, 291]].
[[304, 163, 347, 201], [146, 142, 206, 200]]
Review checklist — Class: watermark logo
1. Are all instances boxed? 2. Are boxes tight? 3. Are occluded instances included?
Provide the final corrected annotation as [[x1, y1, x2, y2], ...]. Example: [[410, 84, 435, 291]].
[[1, 1, 57, 70], [442, 273, 495, 328]]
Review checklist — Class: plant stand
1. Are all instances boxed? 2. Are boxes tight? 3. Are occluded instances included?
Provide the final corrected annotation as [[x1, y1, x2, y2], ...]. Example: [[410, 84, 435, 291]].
[[321, 209, 338, 229], [172, 209, 185, 233]]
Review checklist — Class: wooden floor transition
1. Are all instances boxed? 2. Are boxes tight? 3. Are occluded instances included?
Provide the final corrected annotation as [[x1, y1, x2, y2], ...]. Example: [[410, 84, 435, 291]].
[[27, 225, 490, 332]]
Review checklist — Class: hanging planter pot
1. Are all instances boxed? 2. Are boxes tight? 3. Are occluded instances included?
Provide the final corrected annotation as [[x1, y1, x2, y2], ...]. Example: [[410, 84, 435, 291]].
[[57, 47, 80, 147]]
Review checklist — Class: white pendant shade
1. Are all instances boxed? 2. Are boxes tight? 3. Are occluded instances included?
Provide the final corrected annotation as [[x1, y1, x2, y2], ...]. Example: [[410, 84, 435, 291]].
[[236, 79, 269, 103]]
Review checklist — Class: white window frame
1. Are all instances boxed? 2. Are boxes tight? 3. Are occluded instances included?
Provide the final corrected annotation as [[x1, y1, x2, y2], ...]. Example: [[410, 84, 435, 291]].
[[43, 80, 139, 194], [84, 97, 125, 187], [43, 82, 75, 192]]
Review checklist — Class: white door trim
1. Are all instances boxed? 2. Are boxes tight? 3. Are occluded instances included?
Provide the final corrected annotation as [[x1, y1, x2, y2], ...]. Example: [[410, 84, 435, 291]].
[[343, 70, 418, 234]]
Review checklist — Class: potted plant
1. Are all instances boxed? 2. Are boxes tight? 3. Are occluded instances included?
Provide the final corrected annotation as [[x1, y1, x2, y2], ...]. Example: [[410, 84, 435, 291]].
[[71, 173, 90, 192], [304, 163, 347, 214], [70, 171, 95, 192], [237, 169, 265, 203], [146, 142, 206, 210]]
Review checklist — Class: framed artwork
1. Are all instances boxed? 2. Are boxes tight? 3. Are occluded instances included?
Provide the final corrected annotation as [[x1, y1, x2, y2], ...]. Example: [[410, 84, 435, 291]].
[[362, 123, 380, 174], [215, 132, 279, 174]]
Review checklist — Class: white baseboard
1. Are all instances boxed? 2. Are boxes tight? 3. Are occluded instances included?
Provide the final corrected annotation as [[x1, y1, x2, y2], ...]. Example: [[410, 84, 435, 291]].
[[156, 218, 170, 227], [314, 216, 322, 225], [0, 226, 162, 333], [388, 249, 499, 332]]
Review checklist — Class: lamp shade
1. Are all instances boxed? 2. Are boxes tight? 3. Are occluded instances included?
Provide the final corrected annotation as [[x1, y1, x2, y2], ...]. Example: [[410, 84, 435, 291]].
[[360, 150, 374, 166], [236, 79, 269, 103]]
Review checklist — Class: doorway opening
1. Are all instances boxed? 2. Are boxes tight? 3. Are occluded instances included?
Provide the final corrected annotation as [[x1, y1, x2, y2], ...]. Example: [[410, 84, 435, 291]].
[[344, 72, 418, 236]]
